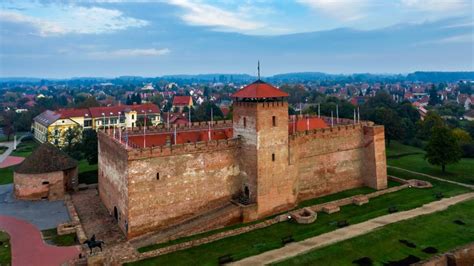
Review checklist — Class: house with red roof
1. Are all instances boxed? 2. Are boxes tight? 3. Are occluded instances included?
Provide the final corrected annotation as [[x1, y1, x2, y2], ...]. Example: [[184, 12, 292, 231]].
[[32, 103, 160, 145], [172, 95, 193, 112]]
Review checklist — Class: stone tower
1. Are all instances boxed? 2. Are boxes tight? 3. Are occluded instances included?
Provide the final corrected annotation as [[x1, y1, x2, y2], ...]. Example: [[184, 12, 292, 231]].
[[232, 80, 297, 219]]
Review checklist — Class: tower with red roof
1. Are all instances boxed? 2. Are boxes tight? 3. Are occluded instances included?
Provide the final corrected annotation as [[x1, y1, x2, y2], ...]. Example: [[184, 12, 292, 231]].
[[232, 79, 297, 219]]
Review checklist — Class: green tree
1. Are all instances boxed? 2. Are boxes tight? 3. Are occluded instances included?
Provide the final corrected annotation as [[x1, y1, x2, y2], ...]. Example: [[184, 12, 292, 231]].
[[62, 126, 82, 159], [81, 129, 98, 164], [371, 107, 404, 147], [425, 126, 462, 172], [417, 111, 444, 140], [428, 85, 441, 106], [452, 128, 472, 145]]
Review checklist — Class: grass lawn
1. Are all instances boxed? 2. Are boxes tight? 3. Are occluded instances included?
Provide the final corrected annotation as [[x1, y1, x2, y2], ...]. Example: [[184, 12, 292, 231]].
[[128, 172, 469, 265], [41, 228, 77, 246], [0, 231, 11, 265], [78, 160, 98, 184], [10, 139, 39, 158], [0, 167, 14, 185], [275, 199, 474, 266], [387, 141, 474, 185], [0, 146, 7, 155]]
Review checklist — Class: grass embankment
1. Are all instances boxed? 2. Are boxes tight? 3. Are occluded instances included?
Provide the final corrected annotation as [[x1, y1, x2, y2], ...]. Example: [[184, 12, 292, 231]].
[[275, 199, 474, 266], [129, 171, 469, 265], [78, 160, 98, 184], [10, 139, 39, 157], [0, 231, 11, 265], [386, 141, 474, 185], [41, 228, 77, 246]]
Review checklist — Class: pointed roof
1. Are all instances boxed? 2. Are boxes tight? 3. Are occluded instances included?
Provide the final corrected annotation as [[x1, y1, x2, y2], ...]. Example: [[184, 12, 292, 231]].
[[15, 142, 77, 174], [231, 80, 288, 99]]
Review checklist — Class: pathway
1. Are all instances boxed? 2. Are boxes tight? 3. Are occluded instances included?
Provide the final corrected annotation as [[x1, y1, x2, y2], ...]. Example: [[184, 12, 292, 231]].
[[0, 133, 31, 164], [0, 215, 81, 266], [387, 165, 474, 189], [231, 192, 474, 266]]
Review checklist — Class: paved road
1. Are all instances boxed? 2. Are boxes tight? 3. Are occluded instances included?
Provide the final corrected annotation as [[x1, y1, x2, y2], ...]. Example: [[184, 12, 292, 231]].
[[232, 192, 474, 266], [0, 184, 70, 230], [0, 133, 31, 163], [0, 215, 80, 266]]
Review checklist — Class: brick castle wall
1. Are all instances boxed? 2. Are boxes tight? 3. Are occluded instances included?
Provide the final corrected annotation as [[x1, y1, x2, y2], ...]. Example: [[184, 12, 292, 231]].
[[14, 170, 66, 200], [290, 124, 387, 201], [98, 132, 130, 234]]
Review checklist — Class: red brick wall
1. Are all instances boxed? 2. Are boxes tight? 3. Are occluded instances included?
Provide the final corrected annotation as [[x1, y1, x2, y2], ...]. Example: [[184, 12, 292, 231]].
[[98, 132, 130, 235], [290, 124, 387, 201], [14, 170, 65, 200], [126, 146, 241, 238]]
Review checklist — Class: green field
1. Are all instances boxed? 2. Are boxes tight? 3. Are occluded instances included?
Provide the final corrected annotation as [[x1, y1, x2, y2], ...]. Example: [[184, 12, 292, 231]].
[[0, 231, 11, 265], [10, 139, 39, 157], [387, 141, 474, 185], [128, 171, 469, 265], [78, 160, 98, 184], [0, 167, 14, 185], [275, 199, 474, 266], [41, 228, 77, 246]]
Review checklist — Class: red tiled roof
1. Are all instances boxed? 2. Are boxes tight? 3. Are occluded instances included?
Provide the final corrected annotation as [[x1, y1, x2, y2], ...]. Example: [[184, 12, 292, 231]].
[[173, 96, 192, 106], [128, 128, 233, 148], [232, 80, 288, 99], [288, 117, 329, 134], [89, 103, 159, 118], [58, 108, 91, 119]]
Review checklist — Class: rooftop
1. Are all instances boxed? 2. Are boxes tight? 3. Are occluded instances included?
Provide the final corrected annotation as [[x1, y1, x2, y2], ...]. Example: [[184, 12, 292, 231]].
[[231, 80, 289, 99], [15, 142, 77, 174]]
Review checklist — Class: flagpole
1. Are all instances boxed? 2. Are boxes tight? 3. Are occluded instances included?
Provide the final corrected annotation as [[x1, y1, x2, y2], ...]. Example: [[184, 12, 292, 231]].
[[318, 103, 320, 118], [331, 111, 334, 127], [143, 110, 146, 148]]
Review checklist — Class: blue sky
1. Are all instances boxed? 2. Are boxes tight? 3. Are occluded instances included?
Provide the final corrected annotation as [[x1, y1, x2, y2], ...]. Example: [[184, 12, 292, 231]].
[[0, 0, 472, 78]]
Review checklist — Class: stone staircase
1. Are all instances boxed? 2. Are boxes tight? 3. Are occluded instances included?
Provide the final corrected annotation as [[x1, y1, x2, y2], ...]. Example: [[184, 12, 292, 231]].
[[131, 202, 242, 248]]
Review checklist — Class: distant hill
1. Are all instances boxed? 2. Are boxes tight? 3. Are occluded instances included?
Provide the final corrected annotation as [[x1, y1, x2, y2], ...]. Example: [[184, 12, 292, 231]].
[[406, 72, 474, 83], [1, 71, 473, 85]]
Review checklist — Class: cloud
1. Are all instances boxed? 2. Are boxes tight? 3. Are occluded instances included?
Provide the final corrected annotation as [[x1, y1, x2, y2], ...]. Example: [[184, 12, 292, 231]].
[[168, 0, 263, 31], [0, 5, 148, 36], [88, 48, 170, 58], [400, 0, 470, 13], [297, 0, 369, 21]]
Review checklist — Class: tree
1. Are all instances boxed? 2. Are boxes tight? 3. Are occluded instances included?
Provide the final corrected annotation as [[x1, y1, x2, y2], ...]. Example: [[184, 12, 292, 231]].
[[81, 129, 98, 164], [451, 128, 472, 145], [425, 126, 462, 172], [62, 126, 82, 160], [371, 107, 404, 147], [417, 111, 444, 140], [428, 85, 441, 106], [1, 111, 16, 141]]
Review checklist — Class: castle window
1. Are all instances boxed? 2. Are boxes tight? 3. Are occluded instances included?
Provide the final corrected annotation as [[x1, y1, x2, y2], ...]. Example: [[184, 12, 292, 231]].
[[42, 181, 49, 185], [272, 116, 276, 127], [132, 114, 135, 119], [243, 117, 247, 128], [156, 173, 160, 180], [272, 153, 275, 161]]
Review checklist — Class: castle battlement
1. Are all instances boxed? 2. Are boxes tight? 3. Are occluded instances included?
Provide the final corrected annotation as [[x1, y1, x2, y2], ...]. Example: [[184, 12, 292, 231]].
[[127, 137, 240, 160], [126, 120, 233, 136], [233, 101, 287, 108], [290, 122, 374, 140]]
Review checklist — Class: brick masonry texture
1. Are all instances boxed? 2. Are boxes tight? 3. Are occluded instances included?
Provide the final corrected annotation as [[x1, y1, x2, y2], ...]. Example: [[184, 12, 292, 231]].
[[98, 99, 387, 239]]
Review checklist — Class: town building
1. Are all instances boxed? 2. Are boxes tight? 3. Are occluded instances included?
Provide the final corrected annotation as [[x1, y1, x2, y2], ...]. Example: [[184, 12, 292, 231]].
[[172, 95, 193, 112], [32, 103, 160, 145], [14, 143, 78, 201], [97, 79, 387, 239]]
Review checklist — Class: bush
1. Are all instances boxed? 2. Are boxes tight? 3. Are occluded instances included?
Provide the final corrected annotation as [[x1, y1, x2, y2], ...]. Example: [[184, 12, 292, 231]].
[[461, 143, 474, 158]]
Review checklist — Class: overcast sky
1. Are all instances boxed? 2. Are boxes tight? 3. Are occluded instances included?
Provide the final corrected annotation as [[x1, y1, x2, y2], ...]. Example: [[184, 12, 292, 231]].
[[0, 0, 473, 78]]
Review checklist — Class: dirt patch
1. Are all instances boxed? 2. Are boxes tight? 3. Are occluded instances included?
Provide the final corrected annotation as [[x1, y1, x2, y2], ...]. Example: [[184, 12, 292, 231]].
[[384, 255, 420, 266], [454, 219, 466, 225], [353, 257, 373, 266], [422, 247, 438, 254], [398, 239, 416, 248]]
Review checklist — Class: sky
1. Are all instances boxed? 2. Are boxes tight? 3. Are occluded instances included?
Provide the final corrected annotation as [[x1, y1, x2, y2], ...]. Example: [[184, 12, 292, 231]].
[[0, 0, 473, 78]]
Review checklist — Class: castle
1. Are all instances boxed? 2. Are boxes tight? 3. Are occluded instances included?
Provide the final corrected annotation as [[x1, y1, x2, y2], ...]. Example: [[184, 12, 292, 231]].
[[97, 80, 387, 239]]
